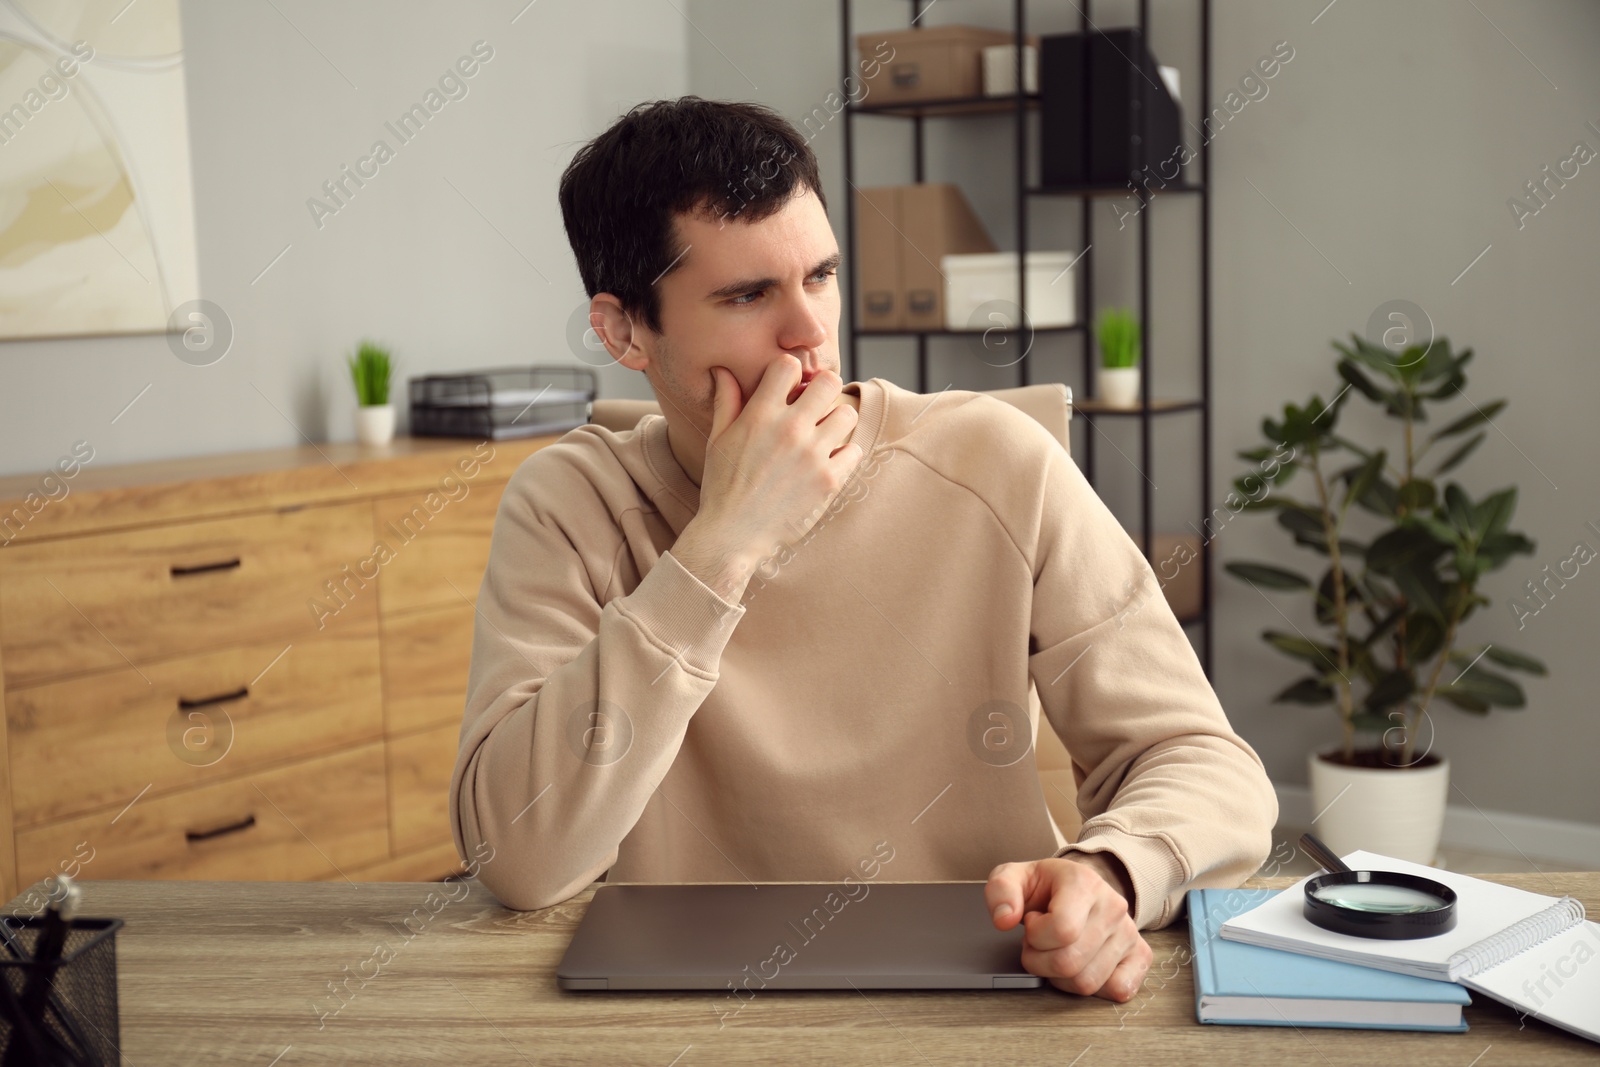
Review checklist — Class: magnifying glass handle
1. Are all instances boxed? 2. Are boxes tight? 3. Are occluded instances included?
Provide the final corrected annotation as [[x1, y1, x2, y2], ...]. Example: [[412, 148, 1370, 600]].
[[1300, 832, 1352, 875]]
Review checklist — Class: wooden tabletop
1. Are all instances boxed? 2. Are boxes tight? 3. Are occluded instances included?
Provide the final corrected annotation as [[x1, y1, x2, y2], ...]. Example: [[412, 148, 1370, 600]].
[[8, 871, 1598, 1066]]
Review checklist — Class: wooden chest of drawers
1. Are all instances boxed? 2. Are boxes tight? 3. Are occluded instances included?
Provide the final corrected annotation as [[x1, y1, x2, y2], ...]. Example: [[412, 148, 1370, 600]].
[[0, 434, 556, 900]]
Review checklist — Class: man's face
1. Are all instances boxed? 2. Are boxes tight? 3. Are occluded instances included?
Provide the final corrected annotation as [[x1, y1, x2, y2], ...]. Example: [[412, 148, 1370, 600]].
[[634, 187, 841, 434]]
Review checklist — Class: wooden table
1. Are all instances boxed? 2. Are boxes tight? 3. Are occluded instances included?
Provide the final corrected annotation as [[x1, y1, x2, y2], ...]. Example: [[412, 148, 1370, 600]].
[[8, 872, 1597, 1065]]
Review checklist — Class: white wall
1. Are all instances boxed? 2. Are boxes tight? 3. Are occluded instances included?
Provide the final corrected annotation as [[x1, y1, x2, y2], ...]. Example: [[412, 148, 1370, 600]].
[[684, 0, 1600, 831], [0, 0, 687, 473]]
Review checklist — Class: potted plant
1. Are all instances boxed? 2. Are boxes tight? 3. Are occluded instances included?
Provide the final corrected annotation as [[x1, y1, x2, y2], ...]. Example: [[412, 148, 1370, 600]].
[[1224, 333, 1546, 864], [1096, 307, 1141, 407], [348, 339, 395, 446]]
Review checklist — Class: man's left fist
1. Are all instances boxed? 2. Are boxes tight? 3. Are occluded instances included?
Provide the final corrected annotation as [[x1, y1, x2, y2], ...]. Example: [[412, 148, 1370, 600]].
[[985, 856, 1152, 1002]]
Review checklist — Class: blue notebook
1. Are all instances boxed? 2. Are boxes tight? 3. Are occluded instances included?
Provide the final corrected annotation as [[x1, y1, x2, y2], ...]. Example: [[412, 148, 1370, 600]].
[[1188, 888, 1470, 1031]]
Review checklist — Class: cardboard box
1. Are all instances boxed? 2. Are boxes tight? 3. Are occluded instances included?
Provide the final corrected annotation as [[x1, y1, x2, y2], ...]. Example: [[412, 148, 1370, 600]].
[[856, 25, 1016, 105], [898, 183, 996, 331], [854, 183, 996, 333], [854, 186, 904, 331]]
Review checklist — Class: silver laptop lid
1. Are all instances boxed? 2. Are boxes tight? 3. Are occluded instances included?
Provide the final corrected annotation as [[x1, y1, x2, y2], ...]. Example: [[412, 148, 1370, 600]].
[[557, 881, 1042, 991]]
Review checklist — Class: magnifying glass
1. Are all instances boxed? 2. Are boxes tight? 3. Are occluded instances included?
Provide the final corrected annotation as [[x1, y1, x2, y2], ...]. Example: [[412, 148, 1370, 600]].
[[1298, 832, 1457, 940]]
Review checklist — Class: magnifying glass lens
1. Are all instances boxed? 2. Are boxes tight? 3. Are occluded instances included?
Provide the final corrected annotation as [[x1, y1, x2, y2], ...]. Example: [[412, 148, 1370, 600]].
[[1310, 882, 1446, 914]]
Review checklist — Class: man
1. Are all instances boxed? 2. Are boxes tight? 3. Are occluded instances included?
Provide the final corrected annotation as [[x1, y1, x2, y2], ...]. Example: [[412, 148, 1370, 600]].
[[449, 96, 1277, 1004]]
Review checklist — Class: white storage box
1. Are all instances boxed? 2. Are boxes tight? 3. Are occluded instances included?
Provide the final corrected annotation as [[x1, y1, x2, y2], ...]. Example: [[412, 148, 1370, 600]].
[[982, 43, 1037, 95], [941, 251, 1078, 331]]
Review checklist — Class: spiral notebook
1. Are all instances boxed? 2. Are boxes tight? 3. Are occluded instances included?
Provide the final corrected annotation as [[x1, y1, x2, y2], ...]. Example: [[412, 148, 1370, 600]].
[[1219, 849, 1598, 1046]]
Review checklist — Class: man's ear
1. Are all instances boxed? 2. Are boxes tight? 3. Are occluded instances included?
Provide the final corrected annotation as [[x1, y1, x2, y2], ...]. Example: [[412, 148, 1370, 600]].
[[591, 294, 648, 372]]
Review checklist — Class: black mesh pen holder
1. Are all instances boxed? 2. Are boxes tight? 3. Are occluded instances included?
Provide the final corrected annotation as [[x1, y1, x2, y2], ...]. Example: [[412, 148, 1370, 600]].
[[409, 365, 598, 440], [0, 917, 122, 1067]]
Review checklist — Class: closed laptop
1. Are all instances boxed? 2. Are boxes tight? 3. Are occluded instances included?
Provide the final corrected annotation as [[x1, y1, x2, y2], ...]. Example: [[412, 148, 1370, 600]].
[[557, 881, 1042, 991]]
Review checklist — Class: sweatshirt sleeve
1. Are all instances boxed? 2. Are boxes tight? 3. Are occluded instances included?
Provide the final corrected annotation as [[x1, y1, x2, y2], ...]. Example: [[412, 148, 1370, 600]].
[[449, 462, 746, 910], [1026, 440, 1278, 931]]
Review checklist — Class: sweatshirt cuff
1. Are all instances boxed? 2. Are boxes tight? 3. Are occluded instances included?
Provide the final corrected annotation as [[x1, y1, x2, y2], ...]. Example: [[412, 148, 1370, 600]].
[[1055, 823, 1188, 929], [612, 548, 746, 676], [1055, 848, 1135, 905]]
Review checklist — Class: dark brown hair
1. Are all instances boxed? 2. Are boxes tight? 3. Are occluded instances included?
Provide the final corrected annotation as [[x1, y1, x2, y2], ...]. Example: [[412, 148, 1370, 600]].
[[558, 96, 827, 334]]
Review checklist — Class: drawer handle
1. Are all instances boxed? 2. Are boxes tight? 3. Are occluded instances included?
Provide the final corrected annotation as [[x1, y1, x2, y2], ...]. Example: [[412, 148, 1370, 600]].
[[178, 686, 249, 710], [171, 557, 241, 578], [185, 814, 256, 843]]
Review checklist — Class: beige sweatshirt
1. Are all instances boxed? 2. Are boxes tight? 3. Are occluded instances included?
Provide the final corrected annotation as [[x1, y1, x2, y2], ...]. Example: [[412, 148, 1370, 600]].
[[450, 378, 1278, 930]]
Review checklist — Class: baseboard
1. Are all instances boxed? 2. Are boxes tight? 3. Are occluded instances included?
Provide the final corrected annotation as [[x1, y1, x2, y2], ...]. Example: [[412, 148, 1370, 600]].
[[1274, 783, 1600, 869]]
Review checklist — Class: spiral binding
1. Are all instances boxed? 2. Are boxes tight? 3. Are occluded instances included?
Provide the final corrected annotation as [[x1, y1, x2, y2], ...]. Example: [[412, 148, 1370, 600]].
[[1446, 895, 1588, 978]]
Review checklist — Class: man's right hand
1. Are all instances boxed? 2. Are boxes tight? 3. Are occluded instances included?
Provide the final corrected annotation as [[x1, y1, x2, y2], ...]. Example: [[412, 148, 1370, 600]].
[[673, 355, 861, 599]]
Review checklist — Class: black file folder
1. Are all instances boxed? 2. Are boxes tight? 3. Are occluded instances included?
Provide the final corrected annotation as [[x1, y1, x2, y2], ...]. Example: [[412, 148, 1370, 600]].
[[1040, 29, 1185, 188]]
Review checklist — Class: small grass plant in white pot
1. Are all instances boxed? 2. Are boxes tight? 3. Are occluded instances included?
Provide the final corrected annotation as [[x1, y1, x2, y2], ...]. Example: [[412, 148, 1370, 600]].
[[1096, 307, 1141, 408], [348, 339, 395, 446]]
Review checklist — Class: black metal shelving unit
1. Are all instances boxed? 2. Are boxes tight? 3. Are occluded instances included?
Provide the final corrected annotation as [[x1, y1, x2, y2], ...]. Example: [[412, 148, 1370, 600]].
[[840, 0, 1215, 674]]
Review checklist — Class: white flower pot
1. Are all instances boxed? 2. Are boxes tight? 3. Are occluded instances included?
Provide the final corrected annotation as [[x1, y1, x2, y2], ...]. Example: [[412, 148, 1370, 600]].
[[1098, 366, 1141, 408], [1307, 747, 1450, 866], [355, 403, 396, 446]]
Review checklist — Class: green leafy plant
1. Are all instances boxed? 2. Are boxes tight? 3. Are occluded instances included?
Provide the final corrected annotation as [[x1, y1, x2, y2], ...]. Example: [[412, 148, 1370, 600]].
[[347, 340, 393, 407], [1096, 307, 1141, 369], [1224, 333, 1547, 768]]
